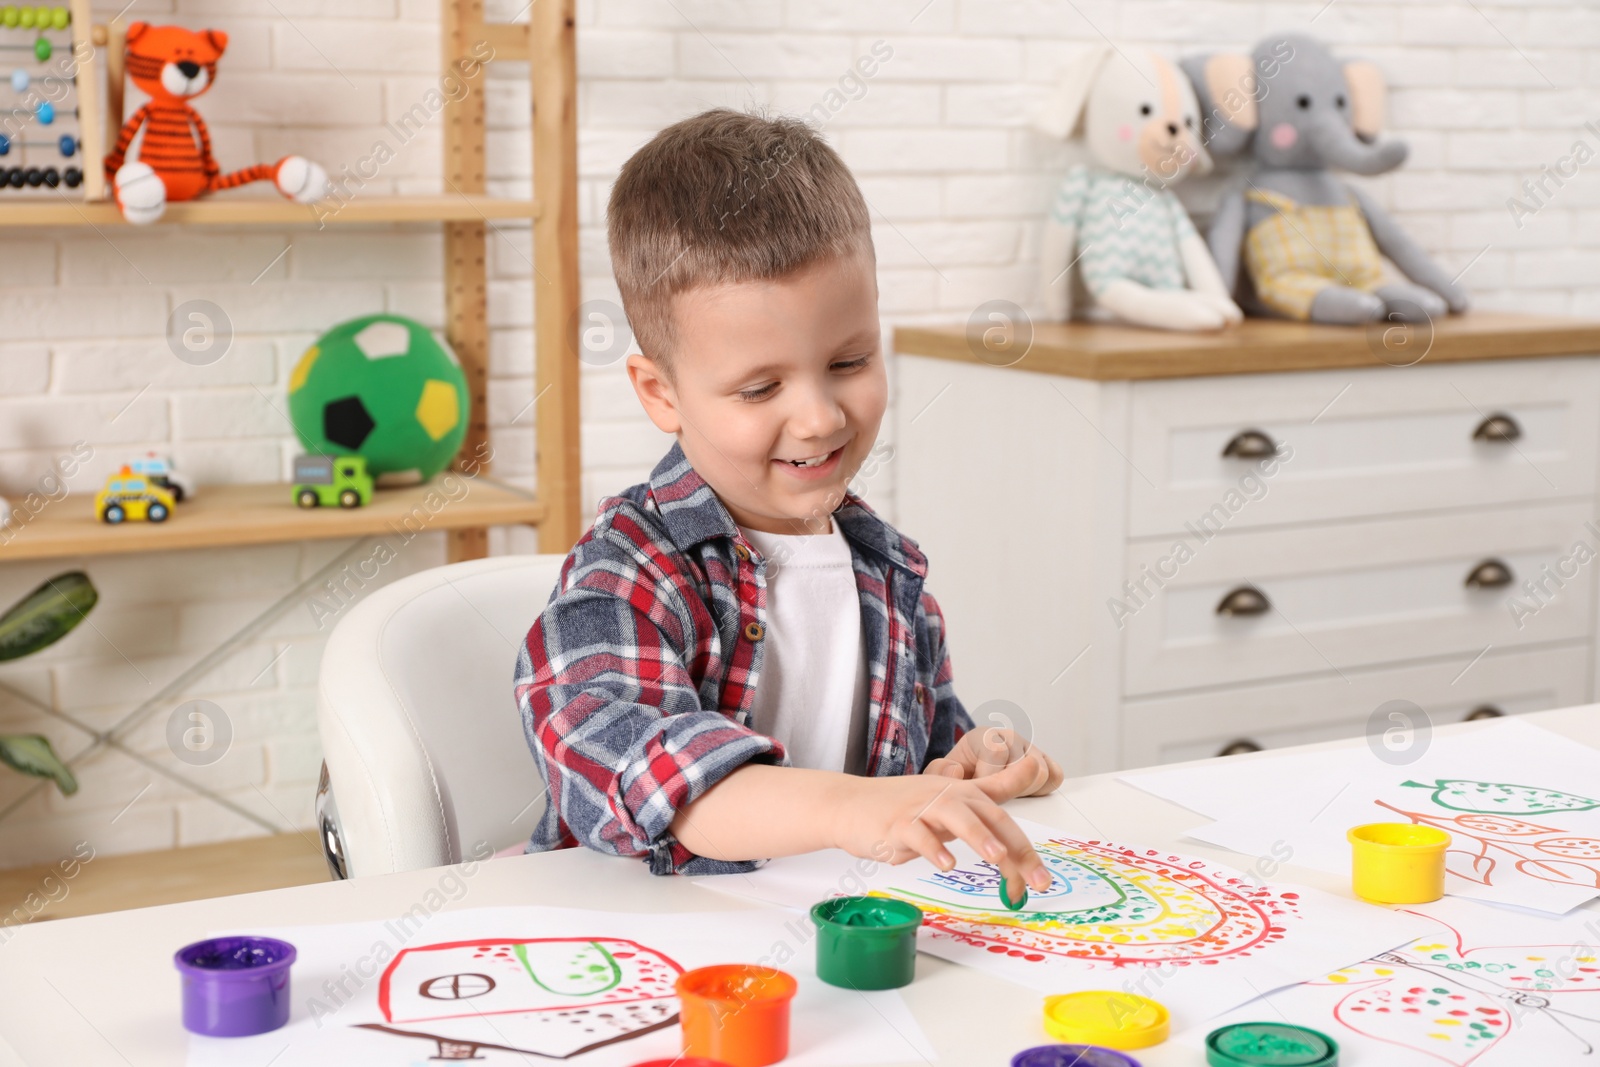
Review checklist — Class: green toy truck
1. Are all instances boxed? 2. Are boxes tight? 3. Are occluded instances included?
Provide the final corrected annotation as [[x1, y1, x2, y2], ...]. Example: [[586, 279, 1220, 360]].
[[292, 454, 374, 509]]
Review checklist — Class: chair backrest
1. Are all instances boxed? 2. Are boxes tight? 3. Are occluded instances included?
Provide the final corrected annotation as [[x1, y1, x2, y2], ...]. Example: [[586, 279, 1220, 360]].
[[316, 553, 566, 877]]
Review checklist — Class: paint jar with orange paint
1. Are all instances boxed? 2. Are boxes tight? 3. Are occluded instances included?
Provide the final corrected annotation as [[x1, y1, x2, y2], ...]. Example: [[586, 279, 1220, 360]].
[[675, 964, 797, 1067]]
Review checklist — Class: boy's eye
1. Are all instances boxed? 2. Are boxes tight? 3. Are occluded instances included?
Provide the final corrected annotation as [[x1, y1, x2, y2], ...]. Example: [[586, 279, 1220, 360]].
[[737, 356, 869, 400]]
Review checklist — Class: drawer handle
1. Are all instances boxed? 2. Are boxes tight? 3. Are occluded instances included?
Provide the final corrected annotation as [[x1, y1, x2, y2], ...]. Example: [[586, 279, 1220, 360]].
[[1216, 585, 1271, 617], [1222, 429, 1278, 459], [1217, 739, 1264, 756], [1465, 559, 1514, 589], [1465, 704, 1505, 721], [1473, 413, 1522, 443]]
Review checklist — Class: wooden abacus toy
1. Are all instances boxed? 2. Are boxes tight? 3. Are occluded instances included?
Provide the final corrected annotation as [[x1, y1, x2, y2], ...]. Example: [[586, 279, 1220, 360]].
[[0, 1, 104, 200]]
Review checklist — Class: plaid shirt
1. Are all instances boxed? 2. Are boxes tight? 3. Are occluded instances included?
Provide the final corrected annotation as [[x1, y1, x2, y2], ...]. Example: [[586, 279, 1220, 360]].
[[515, 442, 972, 876]]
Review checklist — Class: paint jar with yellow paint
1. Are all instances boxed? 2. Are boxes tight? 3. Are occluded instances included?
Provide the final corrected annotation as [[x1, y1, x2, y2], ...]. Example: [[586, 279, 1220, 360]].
[[1347, 823, 1451, 904], [1042, 991, 1170, 1050]]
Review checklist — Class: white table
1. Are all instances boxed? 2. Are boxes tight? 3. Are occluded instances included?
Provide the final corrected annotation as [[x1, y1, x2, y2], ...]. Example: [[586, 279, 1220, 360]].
[[3, 705, 1598, 1067]]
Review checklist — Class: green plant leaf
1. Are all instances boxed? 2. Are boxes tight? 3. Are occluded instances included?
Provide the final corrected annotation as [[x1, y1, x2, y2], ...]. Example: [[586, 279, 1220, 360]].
[[0, 734, 77, 795], [1414, 778, 1600, 815], [0, 571, 98, 662]]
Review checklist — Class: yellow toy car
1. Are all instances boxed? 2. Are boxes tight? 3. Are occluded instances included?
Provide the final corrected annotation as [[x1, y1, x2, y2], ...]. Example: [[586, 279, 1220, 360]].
[[96, 466, 176, 524]]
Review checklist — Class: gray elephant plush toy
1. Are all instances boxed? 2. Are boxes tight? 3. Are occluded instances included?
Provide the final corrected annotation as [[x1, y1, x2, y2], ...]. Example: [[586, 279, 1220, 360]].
[[1184, 34, 1470, 324]]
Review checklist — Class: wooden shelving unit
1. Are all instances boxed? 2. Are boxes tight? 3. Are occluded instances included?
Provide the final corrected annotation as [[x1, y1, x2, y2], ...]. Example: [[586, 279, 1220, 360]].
[[0, 480, 545, 563], [0, 833, 328, 921], [0, 3, 581, 865], [0, 194, 538, 227], [0, 0, 582, 563]]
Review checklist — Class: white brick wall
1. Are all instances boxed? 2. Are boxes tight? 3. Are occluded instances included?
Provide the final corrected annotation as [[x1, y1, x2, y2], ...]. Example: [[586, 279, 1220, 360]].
[[0, 0, 1593, 869]]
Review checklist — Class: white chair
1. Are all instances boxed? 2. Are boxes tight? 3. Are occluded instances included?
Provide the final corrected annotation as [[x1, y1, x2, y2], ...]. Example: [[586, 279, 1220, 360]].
[[314, 553, 566, 878]]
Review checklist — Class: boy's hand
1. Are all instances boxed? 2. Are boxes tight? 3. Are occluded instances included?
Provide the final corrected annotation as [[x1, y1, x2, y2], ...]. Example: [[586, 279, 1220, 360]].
[[923, 727, 1064, 798], [831, 770, 1053, 894]]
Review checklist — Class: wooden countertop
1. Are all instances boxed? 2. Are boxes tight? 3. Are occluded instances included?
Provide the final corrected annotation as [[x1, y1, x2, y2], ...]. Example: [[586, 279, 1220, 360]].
[[894, 311, 1600, 380]]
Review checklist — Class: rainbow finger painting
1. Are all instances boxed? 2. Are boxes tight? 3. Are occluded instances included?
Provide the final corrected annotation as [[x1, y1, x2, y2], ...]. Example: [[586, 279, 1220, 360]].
[[708, 819, 1434, 1030], [880, 838, 1298, 967]]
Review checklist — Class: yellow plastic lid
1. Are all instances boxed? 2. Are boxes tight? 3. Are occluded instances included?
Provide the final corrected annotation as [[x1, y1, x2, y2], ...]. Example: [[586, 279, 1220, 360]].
[[1042, 991, 1171, 1050]]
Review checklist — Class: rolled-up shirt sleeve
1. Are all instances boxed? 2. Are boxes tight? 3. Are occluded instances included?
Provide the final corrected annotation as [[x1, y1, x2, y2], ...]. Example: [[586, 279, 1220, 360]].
[[515, 529, 783, 875], [919, 589, 973, 767]]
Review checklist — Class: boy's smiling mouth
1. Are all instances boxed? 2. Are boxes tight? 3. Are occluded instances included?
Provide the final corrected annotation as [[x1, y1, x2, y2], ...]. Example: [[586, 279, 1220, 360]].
[[773, 445, 846, 478]]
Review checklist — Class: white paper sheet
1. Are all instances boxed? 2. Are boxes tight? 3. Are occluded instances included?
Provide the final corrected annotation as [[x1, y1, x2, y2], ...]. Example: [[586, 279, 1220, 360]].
[[183, 906, 933, 1067], [697, 818, 1433, 1033], [1169, 896, 1600, 1066], [1123, 719, 1600, 914]]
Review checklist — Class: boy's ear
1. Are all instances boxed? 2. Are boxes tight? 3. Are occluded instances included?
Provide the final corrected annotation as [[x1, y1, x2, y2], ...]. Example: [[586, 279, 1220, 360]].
[[625, 352, 683, 436]]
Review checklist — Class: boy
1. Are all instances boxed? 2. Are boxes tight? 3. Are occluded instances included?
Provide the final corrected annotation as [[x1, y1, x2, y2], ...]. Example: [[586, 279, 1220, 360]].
[[515, 109, 1061, 893]]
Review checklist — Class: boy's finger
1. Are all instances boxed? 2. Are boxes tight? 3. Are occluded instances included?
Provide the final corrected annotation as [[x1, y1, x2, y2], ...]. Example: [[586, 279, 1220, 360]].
[[899, 818, 954, 870], [971, 755, 1044, 802], [969, 727, 1025, 775], [1036, 751, 1066, 795], [1023, 749, 1055, 794], [921, 756, 966, 780], [969, 745, 1058, 798], [973, 801, 1052, 893], [1006, 749, 1050, 795], [922, 799, 1006, 867]]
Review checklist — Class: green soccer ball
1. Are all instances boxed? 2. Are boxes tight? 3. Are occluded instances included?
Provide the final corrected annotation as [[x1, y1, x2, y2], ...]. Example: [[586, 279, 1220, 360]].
[[288, 315, 468, 484]]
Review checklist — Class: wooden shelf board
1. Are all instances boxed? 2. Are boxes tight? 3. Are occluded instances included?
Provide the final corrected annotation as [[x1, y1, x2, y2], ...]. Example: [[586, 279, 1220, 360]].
[[0, 832, 329, 923], [0, 194, 538, 227], [895, 312, 1600, 381], [0, 478, 544, 562]]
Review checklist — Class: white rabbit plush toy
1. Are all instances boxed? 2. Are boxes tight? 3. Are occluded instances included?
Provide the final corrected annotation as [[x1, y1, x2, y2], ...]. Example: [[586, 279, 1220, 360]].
[[1037, 45, 1243, 331]]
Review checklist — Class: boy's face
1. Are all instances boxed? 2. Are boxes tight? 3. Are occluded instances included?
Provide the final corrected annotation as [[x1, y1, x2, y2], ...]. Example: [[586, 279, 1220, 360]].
[[627, 248, 886, 536]]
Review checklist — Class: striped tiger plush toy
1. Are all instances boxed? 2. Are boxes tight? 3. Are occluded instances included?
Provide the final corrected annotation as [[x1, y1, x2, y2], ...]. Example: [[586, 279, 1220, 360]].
[[105, 23, 328, 224]]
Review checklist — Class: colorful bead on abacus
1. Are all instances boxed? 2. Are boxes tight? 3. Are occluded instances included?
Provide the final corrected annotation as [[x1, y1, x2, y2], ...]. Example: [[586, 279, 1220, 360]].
[[4, 101, 74, 125], [0, 37, 50, 61], [0, 133, 76, 156], [0, 163, 76, 187], [0, 7, 68, 30]]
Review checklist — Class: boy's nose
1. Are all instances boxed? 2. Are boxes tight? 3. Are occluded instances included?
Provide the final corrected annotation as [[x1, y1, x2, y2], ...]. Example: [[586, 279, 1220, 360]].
[[789, 392, 848, 439]]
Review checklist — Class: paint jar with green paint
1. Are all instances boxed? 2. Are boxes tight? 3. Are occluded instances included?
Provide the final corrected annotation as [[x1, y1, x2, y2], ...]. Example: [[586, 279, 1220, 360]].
[[809, 896, 922, 990]]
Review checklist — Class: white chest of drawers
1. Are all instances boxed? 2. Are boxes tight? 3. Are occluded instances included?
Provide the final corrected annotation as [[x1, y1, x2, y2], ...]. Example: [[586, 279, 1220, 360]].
[[894, 313, 1600, 776]]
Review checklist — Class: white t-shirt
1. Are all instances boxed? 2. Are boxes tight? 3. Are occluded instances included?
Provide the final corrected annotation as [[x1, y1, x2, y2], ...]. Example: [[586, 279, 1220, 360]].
[[737, 522, 870, 775]]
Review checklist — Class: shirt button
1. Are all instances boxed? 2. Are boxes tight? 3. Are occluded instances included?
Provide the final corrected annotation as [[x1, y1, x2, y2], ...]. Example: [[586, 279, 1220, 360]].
[[744, 621, 765, 641], [914, 683, 926, 701], [734, 544, 751, 561]]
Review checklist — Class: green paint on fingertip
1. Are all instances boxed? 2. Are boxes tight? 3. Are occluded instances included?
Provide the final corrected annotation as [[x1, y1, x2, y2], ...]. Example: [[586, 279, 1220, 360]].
[[998, 875, 1027, 910]]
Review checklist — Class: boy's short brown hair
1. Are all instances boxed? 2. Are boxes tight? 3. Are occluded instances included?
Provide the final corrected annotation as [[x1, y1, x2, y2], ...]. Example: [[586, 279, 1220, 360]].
[[606, 108, 873, 368]]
